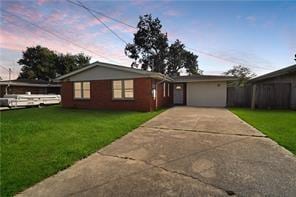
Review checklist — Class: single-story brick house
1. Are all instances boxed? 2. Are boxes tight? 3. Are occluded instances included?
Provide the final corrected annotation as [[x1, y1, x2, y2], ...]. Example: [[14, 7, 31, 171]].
[[56, 61, 236, 111]]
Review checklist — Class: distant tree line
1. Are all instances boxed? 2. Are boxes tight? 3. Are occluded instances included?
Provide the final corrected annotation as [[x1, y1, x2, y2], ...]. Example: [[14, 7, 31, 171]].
[[18, 45, 91, 81], [224, 65, 256, 86]]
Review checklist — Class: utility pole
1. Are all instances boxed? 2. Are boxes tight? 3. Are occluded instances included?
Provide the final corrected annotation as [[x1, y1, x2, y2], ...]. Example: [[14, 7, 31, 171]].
[[5, 68, 12, 95], [9, 68, 11, 81]]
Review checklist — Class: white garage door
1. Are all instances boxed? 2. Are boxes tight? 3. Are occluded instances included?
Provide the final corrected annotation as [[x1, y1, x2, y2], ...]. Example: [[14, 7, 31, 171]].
[[187, 82, 227, 107]]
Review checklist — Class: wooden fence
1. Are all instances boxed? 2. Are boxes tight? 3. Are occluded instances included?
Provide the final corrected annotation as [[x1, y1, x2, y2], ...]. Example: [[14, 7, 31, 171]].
[[227, 86, 252, 107], [227, 83, 291, 109], [255, 83, 291, 109]]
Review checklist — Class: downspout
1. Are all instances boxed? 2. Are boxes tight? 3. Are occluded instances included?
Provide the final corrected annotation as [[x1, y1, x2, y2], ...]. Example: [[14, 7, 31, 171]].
[[155, 76, 166, 110]]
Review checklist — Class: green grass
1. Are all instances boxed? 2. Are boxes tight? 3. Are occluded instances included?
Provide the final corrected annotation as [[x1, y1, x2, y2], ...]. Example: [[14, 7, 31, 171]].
[[230, 108, 296, 155], [0, 106, 164, 197]]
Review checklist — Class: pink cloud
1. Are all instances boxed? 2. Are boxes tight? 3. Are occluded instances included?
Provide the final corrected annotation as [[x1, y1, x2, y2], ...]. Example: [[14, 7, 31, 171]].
[[0, 26, 130, 66], [7, 3, 43, 21], [104, 23, 136, 34], [47, 10, 67, 23], [1, 1, 136, 67], [36, 0, 48, 6], [88, 17, 110, 26]]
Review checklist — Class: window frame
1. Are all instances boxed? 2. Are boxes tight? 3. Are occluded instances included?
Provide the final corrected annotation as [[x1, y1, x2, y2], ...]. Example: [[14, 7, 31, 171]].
[[73, 81, 91, 99], [112, 79, 134, 100]]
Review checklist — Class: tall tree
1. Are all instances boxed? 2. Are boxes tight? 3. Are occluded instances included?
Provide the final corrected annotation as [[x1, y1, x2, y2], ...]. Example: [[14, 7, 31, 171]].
[[125, 14, 200, 76], [224, 65, 256, 85], [18, 46, 91, 80], [125, 14, 169, 74], [18, 46, 57, 80], [167, 39, 201, 76]]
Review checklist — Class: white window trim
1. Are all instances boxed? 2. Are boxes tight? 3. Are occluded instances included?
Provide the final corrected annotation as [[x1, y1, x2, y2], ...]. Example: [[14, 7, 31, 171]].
[[74, 81, 90, 99], [168, 83, 170, 97], [112, 79, 134, 100]]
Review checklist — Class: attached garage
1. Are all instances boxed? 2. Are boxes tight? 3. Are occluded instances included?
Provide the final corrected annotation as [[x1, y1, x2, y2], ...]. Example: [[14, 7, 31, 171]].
[[172, 75, 236, 107], [187, 81, 227, 107]]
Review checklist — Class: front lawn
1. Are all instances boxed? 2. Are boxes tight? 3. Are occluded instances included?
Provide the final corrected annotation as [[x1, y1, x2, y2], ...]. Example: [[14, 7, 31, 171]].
[[230, 108, 296, 155], [0, 106, 163, 197]]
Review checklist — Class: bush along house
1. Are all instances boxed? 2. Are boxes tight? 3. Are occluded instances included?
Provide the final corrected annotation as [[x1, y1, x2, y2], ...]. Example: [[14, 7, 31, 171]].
[[56, 61, 236, 111]]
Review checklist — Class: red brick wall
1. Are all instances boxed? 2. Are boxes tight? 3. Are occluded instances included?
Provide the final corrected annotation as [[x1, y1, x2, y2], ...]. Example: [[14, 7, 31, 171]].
[[61, 78, 156, 111], [156, 81, 173, 109]]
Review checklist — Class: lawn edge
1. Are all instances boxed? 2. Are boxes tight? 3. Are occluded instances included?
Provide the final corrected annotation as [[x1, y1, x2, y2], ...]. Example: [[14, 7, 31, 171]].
[[229, 108, 296, 157], [11, 108, 166, 197]]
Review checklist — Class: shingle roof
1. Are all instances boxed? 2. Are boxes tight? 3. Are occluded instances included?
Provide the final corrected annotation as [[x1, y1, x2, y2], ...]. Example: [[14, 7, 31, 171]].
[[56, 61, 174, 81], [55, 61, 237, 83], [172, 75, 237, 82], [249, 64, 296, 82]]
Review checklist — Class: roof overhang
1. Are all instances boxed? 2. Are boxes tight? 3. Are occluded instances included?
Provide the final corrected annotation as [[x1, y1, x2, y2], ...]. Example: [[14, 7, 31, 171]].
[[249, 64, 296, 83], [55, 61, 174, 82], [0, 82, 61, 87], [172, 76, 237, 83]]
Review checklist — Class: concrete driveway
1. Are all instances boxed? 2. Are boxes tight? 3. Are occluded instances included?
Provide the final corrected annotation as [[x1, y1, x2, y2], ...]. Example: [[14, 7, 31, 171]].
[[18, 107, 296, 197]]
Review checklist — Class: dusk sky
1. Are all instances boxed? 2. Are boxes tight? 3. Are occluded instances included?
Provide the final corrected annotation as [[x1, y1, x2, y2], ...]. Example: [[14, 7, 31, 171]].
[[0, 0, 295, 79]]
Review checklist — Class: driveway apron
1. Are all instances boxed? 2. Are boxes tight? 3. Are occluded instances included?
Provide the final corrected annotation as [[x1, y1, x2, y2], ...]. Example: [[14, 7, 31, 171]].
[[17, 107, 296, 197]]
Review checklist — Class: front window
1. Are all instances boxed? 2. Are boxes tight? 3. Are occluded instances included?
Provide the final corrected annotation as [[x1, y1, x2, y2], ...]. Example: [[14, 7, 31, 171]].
[[112, 80, 134, 99], [74, 82, 90, 99], [163, 82, 166, 97]]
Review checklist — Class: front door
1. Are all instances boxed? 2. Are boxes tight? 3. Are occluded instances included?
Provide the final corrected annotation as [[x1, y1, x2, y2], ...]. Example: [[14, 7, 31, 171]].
[[173, 84, 184, 105]]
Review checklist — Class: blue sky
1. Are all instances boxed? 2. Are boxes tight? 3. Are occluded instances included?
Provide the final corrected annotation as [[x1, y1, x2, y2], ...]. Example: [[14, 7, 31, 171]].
[[0, 0, 295, 79]]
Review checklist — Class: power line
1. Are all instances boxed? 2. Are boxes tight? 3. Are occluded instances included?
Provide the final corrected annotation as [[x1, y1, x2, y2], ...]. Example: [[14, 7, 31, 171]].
[[68, 0, 128, 45], [1, 9, 118, 64], [185, 46, 273, 70], [0, 65, 10, 72], [3, 2, 271, 71], [0, 65, 17, 79], [67, 1, 270, 70], [67, 0, 136, 30], [0, 65, 16, 75]]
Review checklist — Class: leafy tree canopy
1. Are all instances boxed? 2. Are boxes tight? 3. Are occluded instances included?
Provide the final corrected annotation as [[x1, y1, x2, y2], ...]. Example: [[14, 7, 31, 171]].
[[125, 14, 168, 74], [224, 65, 256, 85], [18, 46, 57, 80], [18, 45, 91, 81], [125, 14, 201, 76], [167, 39, 201, 76]]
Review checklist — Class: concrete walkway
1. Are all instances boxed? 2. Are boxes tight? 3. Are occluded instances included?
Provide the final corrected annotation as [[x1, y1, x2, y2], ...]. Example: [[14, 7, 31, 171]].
[[18, 107, 296, 197]]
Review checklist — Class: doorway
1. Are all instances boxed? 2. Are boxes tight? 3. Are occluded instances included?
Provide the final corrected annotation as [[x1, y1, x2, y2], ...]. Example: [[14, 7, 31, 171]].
[[173, 84, 184, 105]]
